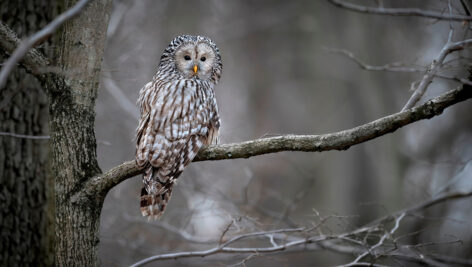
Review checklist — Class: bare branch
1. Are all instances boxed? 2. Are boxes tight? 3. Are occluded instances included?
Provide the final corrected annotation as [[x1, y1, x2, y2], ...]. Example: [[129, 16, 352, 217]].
[[402, 38, 472, 111], [326, 47, 421, 73], [340, 263, 390, 267], [340, 213, 406, 267], [319, 192, 472, 266], [0, 0, 92, 90], [75, 85, 472, 202], [326, 47, 472, 86], [447, 0, 454, 43], [129, 228, 313, 267], [404, 191, 472, 214], [219, 220, 235, 245], [460, 0, 471, 16], [129, 191, 472, 266], [0, 21, 49, 78], [331, 0, 472, 112], [327, 0, 472, 21], [0, 131, 50, 140]]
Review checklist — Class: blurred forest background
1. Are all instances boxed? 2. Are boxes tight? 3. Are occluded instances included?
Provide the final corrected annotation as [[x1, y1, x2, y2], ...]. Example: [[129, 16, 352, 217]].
[[94, 0, 472, 266]]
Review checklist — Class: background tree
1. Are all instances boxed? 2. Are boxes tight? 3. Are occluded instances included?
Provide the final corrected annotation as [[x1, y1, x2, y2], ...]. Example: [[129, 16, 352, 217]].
[[1, 0, 112, 265], [0, 1, 55, 265]]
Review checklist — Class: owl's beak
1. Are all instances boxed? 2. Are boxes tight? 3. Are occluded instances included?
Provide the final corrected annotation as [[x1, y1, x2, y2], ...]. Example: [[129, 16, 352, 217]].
[[193, 65, 198, 73]]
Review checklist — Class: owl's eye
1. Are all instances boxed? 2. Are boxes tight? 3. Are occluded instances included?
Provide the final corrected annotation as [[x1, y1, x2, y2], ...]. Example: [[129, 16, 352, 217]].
[[200, 56, 206, 62], [184, 55, 191, 60]]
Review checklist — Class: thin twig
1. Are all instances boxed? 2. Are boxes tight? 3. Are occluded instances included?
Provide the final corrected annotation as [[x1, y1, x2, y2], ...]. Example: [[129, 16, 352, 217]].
[[129, 228, 314, 267], [402, 38, 472, 111], [0, 0, 92, 90], [339, 213, 406, 266], [0, 131, 50, 140], [460, 0, 471, 16], [404, 191, 472, 214], [327, 0, 472, 21], [219, 220, 235, 245], [447, 0, 454, 43], [130, 228, 307, 267], [341, 263, 390, 267], [129, 191, 472, 266], [326, 47, 472, 86]]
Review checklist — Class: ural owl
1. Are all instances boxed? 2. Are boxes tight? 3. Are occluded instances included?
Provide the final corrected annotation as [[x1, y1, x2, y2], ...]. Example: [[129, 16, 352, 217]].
[[135, 35, 222, 218]]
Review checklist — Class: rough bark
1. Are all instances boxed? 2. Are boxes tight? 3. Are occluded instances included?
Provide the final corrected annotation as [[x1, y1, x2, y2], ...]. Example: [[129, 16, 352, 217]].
[[48, 0, 111, 265], [0, 1, 55, 266]]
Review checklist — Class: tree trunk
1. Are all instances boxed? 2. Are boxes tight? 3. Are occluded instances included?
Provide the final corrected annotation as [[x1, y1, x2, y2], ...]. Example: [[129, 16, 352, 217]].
[[49, 0, 112, 265], [0, 1, 55, 266]]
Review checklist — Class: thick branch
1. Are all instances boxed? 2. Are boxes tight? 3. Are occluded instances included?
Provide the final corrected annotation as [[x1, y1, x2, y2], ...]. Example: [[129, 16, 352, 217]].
[[76, 85, 472, 202], [0, 0, 91, 90], [327, 0, 472, 21], [0, 21, 49, 78]]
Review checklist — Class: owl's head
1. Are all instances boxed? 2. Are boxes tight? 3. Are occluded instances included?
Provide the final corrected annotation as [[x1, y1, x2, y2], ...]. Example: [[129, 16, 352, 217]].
[[160, 35, 222, 83]]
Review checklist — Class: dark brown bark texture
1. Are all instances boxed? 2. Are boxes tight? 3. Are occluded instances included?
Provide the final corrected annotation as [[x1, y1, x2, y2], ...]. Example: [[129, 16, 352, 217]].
[[0, 1, 55, 266], [49, 0, 112, 266]]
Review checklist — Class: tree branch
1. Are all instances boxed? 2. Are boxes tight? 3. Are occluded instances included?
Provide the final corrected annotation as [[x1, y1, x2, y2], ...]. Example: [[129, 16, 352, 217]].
[[129, 190, 472, 266], [340, 213, 406, 267], [0, 131, 50, 140], [327, 0, 472, 21], [0, 21, 49, 80], [0, 0, 92, 90], [402, 38, 472, 111], [75, 85, 472, 202], [326, 47, 472, 86], [129, 228, 320, 267]]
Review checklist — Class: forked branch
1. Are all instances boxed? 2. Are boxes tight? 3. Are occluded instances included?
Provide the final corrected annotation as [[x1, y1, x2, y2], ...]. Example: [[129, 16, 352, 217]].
[[0, 21, 49, 80], [0, 0, 92, 90], [402, 38, 472, 111], [130, 190, 472, 266], [326, 47, 472, 87], [327, 0, 472, 21]]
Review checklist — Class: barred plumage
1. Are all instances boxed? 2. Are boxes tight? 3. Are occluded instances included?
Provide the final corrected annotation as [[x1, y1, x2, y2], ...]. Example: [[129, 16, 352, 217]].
[[136, 35, 222, 218]]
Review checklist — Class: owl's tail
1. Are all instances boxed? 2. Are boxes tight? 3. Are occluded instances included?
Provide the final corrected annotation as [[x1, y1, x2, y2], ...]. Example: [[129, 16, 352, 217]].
[[140, 168, 174, 219]]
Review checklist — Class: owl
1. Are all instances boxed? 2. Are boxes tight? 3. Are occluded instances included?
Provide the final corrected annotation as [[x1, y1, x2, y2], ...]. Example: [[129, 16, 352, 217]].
[[135, 35, 222, 218]]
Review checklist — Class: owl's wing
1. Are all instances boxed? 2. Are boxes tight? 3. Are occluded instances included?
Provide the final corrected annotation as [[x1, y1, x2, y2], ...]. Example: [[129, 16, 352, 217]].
[[136, 79, 219, 182]]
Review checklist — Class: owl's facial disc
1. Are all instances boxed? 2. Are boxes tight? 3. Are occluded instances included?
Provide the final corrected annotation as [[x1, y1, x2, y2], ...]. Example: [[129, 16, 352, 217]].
[[175, 42, 215, 80]]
